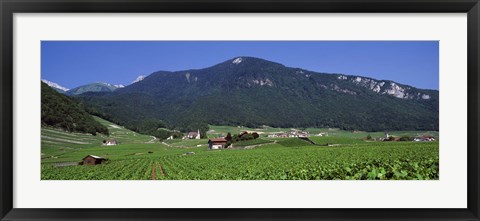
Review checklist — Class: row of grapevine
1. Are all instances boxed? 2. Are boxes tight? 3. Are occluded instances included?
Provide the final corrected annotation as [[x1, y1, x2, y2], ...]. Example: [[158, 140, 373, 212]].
[[42, 141, 439, 180]]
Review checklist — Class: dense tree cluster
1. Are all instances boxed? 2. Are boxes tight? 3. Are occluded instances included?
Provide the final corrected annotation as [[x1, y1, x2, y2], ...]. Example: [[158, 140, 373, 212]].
[[78, 94, 209, 139], [225, 132, 260, 147], [41, 82, 109, 135]]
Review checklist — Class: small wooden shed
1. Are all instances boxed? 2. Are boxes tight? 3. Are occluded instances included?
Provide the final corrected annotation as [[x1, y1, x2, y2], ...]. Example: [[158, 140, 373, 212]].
[[81, 155, 107, 165]]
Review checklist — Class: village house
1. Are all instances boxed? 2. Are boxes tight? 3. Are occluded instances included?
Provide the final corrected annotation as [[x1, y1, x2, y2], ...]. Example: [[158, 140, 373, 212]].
[[268, 130, 310, 138], [268, 133, 280, 138], [104, 139, 117, 146], [297, 131, 309, 138], [268, 133, 289, 138], [80, 155, 107, 165], [376, 132, 391, 141], [414, 136, 436, 142], [186, 130, 201, 139], [208, 138, 228, 150]]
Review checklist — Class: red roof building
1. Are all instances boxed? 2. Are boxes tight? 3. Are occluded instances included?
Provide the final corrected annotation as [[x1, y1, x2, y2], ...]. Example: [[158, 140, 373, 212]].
[[208, 138, 227, 150]]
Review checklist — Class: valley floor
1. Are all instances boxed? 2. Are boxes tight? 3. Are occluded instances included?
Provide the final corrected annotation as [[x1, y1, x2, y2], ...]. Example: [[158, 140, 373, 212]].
[[41, 119, 439, 180]]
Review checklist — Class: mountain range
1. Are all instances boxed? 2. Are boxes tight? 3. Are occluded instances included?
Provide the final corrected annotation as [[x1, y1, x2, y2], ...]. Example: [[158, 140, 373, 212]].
[[42, 79, 127, 95], [45, 56, 439, 133], [66, 82, 125, 96]]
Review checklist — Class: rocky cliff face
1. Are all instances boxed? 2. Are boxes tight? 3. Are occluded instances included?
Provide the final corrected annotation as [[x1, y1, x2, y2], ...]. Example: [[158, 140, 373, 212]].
[[337, 75, 431, 100]]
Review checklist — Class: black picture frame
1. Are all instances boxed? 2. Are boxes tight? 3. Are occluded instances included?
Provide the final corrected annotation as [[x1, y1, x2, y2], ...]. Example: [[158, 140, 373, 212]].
[[1, 0, 479, 220]]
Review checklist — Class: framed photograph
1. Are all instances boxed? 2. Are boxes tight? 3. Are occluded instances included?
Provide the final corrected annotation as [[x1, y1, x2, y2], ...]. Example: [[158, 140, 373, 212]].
[[1, 0, 479, 220]]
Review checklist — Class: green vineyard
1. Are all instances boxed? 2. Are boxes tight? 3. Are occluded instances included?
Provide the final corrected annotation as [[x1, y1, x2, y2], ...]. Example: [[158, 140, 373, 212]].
[[42, 139, 438, 180], [41, 118, 439, 180]]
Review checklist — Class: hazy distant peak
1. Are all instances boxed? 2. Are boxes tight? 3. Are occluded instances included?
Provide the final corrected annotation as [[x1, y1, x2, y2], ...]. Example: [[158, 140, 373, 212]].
[[66, 82, 122, 95], [99, 82, 125, 88], [41, 79, 69, 92]]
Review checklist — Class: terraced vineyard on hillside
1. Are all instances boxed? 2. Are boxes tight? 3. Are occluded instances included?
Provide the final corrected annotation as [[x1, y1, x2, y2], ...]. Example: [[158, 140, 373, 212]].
[[41, 116, 152, 160]]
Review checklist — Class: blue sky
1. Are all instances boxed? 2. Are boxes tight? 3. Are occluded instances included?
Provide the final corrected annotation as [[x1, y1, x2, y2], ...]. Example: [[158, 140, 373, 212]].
[[41, 41, 439, 90]]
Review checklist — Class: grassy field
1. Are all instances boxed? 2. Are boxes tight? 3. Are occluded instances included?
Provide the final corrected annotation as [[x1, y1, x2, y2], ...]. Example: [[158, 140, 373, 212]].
[[231, 138, 274, 147], [164, 139, 208, 148], [305, 128, 439, 139], [42, 119, 439, 180]]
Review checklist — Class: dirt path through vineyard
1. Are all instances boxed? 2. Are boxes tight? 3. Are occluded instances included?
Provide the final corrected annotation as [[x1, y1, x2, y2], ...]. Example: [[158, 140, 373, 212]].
[[158, 163, 165, 176], [151, 163, 157, 180]]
